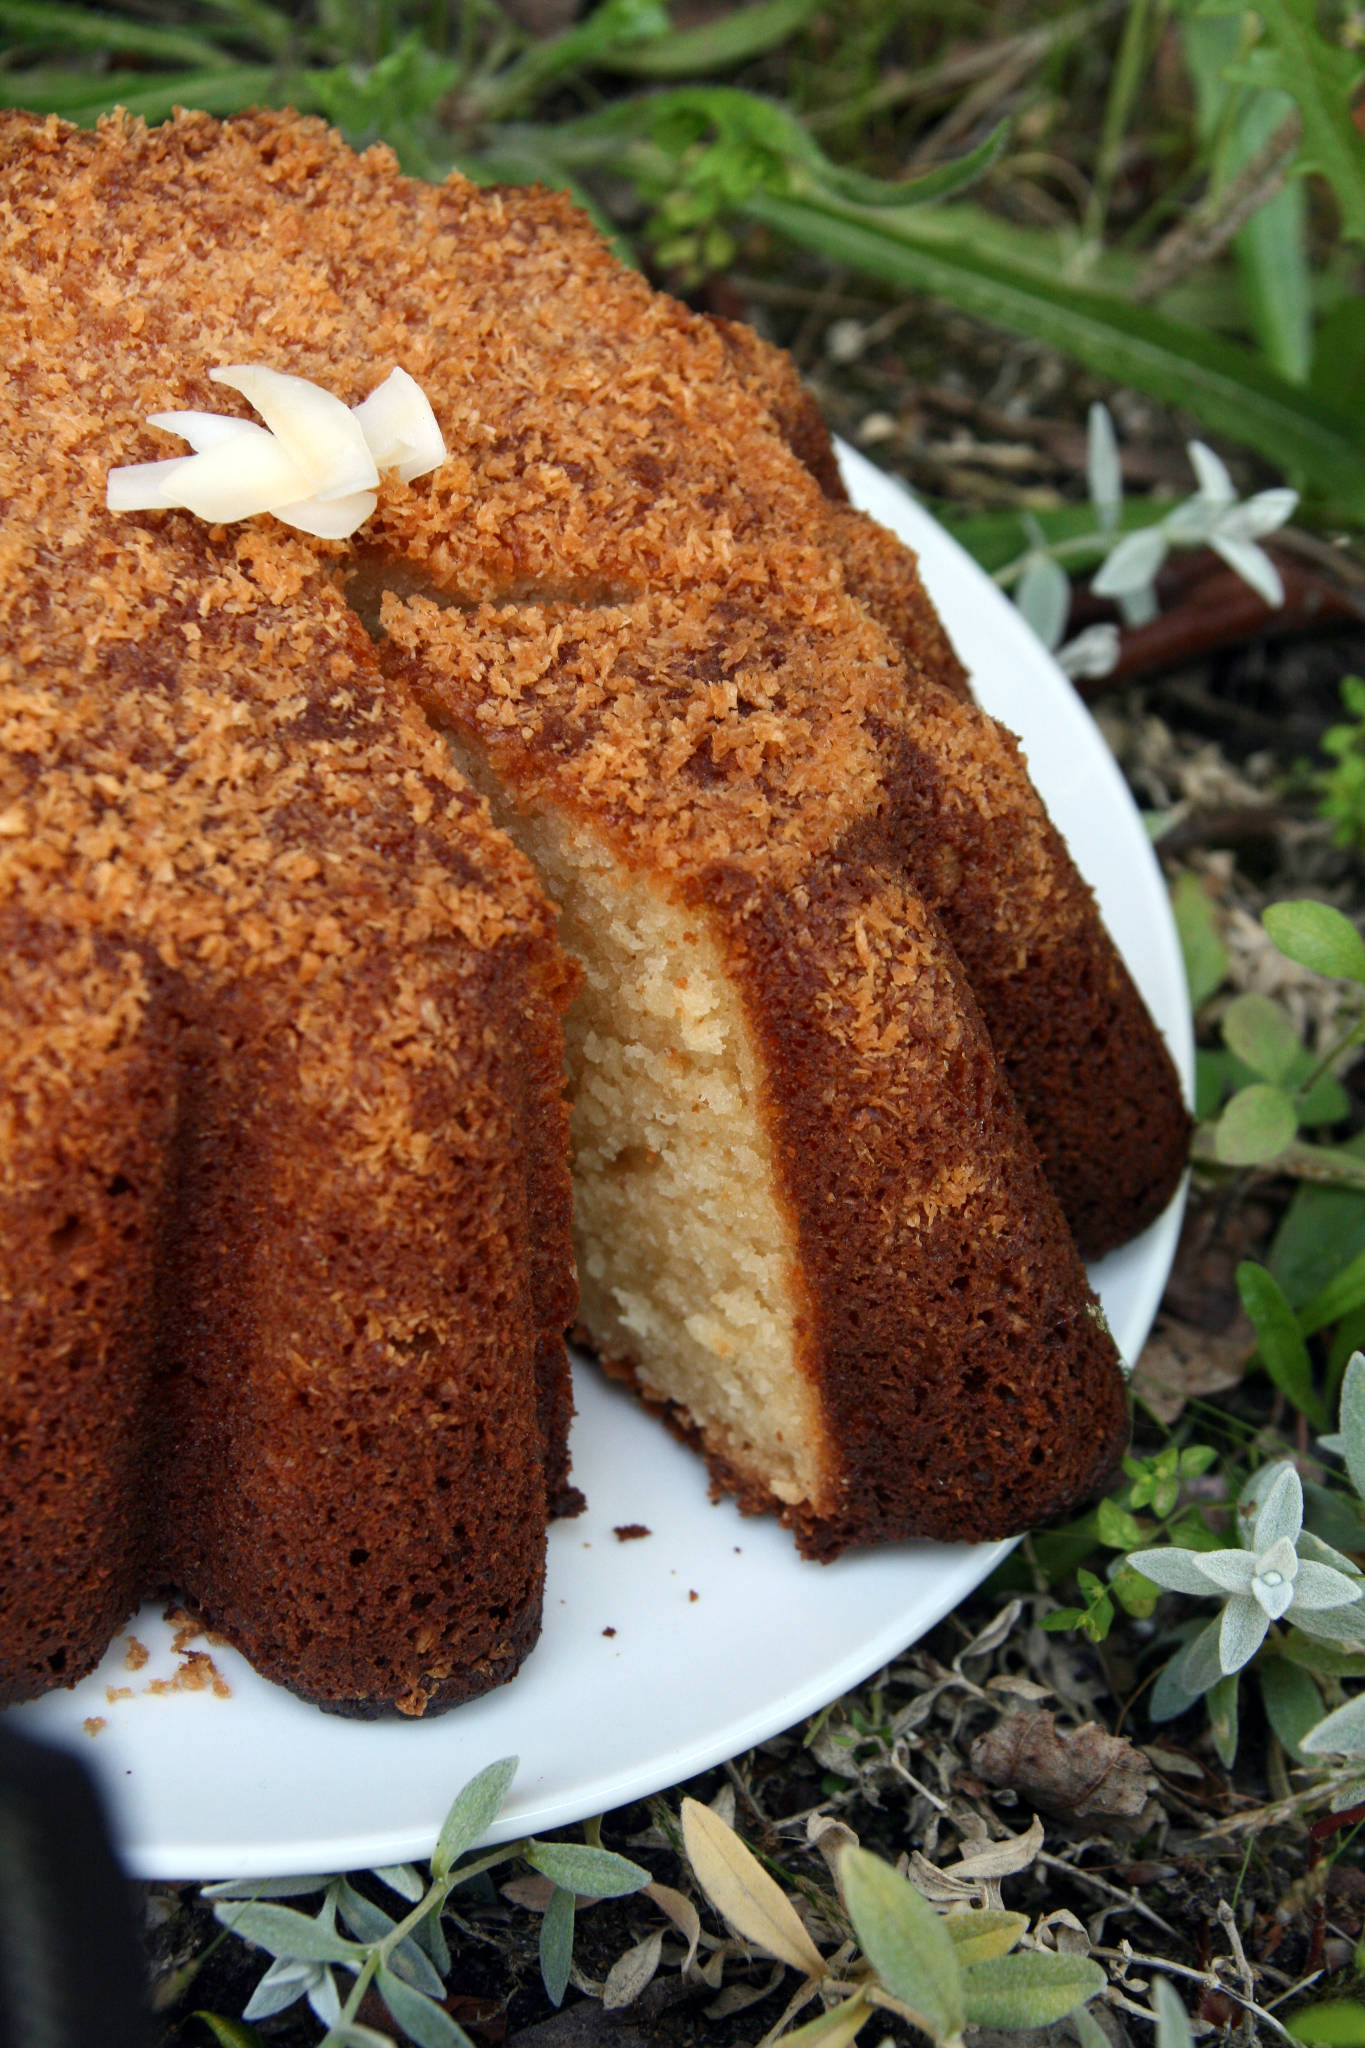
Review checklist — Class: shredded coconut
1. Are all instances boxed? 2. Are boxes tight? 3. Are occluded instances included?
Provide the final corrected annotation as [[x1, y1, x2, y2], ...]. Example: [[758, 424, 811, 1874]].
[[106, 364, 445, 536]]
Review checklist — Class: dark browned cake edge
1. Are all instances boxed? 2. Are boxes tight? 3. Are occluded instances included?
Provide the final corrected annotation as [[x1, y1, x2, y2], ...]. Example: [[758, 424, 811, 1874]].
[[710, 313, 1188, 1258], [711, 315, 974, 702]]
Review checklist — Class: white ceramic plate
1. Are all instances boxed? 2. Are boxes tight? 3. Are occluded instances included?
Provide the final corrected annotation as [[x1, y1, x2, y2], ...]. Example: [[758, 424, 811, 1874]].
[[8, 443, 1193, 1879]]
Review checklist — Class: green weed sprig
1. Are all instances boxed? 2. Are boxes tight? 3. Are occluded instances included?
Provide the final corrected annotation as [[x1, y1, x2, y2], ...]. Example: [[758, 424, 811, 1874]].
[[201, 1758, 650, 2047], [1001, 402, 1298, 681]]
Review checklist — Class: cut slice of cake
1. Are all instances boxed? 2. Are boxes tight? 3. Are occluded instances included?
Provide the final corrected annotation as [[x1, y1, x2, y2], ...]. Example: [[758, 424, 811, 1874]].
[[383, 588, 1132, 1554]]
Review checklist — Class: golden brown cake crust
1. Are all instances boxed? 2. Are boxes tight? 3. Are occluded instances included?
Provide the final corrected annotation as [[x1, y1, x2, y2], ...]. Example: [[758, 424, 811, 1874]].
[[887, 691, 1191, 1255], [0, 110, 1178, 1612], [0, 110, 1180, 1261], [387, 593, 1128, 1549], [708, 316, 852, 502], [703, 311, 1185, 1247], [709, 316, 973, 700], [0, 112, 582, 1712]]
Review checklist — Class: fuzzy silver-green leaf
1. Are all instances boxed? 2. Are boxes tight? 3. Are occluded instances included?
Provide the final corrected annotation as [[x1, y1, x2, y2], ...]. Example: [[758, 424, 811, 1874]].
[[525, 1840, 650, 1899], [376, 1964, 476, 2048], [961, 1950, 1105, 2028], [431, 1757, 517, 1882], [839, 1847, 964, 2039], [210, 1902, 361, 1966], [942, 1909, 1029, 1965]]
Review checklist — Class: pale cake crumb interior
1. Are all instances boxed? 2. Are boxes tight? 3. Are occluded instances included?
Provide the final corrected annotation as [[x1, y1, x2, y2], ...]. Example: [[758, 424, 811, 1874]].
[[445, 738, 823, 1509]]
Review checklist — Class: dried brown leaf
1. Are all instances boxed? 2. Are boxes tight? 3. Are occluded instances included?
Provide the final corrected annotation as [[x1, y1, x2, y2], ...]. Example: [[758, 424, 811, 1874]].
[[696, 1948, 729, 1991], [1142, 1746, 1205, 1780], [502, 1876, 557, 1912], [955, 1600, 1025, 1670], [945, 1812, 1046, 1880], [708, 1783, 737, 1830], [643, 1882, 701, 1976], [908, 1853, 984, 1906], [1130, 1316, 1248, 1425], [704, 1961, 786, 2018], [680, 1800, 826, 1979], [602, 1929, 664, 2011], [970, 1711, 1158, 1831], [806, 1815, 860, 1899], [1034, 1909, 1091, 1956], [763, 1989, 872, 2048], [987, 1677, 1055, 1703]]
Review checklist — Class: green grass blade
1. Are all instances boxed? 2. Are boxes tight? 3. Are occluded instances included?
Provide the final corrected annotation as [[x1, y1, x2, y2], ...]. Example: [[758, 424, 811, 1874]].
[[1300, 1243, 1365, 1338], [0, 1, 235, 68], [603, 0, 821, 76], [1225, 0, 1365, 246], [1085, 0, 1158, 239], [1238, 1261, 1328, 1425], [7, 65, 309, 124], [796, 118, 1009, 210], [1268, 1140, 1365, 1308], [1233, 91, 1312, 384], [473, 0, 669, 123], [741, 189, 1365, 522], [1313, 297, 1365, 412], [196, 0, 298, 61], [539, 88, 1005, 213], [0, 68, 145, 114]]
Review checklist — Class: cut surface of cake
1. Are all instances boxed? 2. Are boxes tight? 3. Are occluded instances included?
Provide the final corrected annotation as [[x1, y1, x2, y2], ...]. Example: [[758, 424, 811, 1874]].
[[0, 108, 1187, 1709], [390, 592, 1136, 1554]]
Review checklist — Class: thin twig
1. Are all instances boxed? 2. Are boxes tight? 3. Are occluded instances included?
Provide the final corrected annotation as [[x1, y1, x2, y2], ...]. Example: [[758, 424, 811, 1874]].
[[1133, 109, 1303, 303], [1093, 1942, 1298, 2043], [725, 274, 881, 315], [1106, 1986, 1175, 2028], [724, 1757, 772, 1832], [1035, 1849, 1181, 1942], [885, 1757, 953, 1812], [904, 36, 1047, 171], [1216, 1899, 1256, 2048], [1187, 1780, 1341, 1842], [1265, 1969, 1326, 2013]]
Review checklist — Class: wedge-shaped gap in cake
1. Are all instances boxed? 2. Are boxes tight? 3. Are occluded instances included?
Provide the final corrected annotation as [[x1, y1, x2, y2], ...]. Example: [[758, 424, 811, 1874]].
[[361, 571, 1130, 1553], [450, 756, 822, 1517], [346, 564, 826, 1513]]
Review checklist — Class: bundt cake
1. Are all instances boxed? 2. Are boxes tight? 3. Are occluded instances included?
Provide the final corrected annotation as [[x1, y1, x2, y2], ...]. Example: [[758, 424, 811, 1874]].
[[0, 108, 1186, 1711]]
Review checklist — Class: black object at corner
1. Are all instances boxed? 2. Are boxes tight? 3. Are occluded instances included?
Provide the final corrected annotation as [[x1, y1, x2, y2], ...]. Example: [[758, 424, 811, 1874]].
[[0, 1724, 148, 2048]]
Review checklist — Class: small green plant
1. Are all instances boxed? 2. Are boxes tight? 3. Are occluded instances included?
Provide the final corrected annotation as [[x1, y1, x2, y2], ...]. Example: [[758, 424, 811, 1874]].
[[1318, 677, 1365, 857], [1189, 897, 1365, 1191], [202, 1757, 650, 2045], [1003, 404, 1298, 680], [1038, 1443, 1221, 1644], [1020, 881, 1365, 1764], [1120, 1357, 1365, 1767], [678, 1796, 1104, 2047]]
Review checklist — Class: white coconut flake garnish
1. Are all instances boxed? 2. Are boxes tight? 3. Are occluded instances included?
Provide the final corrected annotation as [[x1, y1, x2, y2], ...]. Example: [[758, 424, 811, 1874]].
[[106, 366, 447, 537], [352, 367, 448, 485]]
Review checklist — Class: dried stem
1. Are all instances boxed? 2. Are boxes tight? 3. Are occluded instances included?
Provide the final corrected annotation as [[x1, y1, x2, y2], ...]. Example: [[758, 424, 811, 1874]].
[[1093, 1939, 1297, 2042], [1133, 109, 1303, 303]]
